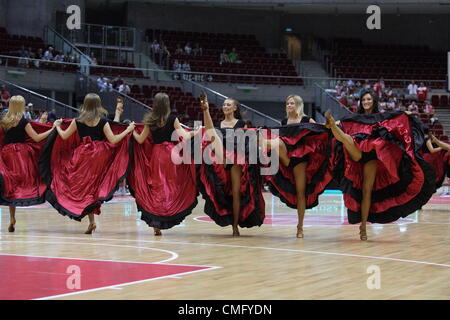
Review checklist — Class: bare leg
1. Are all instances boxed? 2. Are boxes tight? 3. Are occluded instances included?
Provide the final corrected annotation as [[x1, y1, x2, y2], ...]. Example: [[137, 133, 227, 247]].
[[230, 164, 242, 236], [8, 206, 16, 232], [360, 160, 378, 241], [325, 110, 362, 162], [153, 227, 162, 236], [259, 134, 291, 167], [293, 162, 307, 238], [85, 213, 97, 234]]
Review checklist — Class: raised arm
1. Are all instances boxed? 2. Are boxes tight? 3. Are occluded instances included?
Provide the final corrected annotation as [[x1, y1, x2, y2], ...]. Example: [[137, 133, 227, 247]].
[[431, 135, 450, 152], [55, 119, 77, 140], [426, 139, 442, 153], [133, 124, 150, 144], [113, 97, 124, 122], [174, 118, 196, 140], [103, 121, 135, 144], [24, 121, 56, 143]]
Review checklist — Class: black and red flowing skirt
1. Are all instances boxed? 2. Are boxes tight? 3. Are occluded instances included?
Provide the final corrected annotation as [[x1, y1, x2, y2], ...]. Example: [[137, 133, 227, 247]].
[[334, 111, 435, 224], [39, 120, 132, 221], [127, 125, 198, 229], [263, 123, 334, 209], [0, 122, 52, 206], [197, 128, 265, 228], [422, 149, 447, 190]]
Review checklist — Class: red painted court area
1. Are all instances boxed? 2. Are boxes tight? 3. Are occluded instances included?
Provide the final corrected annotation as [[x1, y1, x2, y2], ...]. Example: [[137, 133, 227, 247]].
[[0, 254, 212, 300]]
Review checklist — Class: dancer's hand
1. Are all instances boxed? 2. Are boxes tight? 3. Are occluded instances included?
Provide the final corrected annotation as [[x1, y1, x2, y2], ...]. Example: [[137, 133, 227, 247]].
[[199, 90, 209, 111], [430, 134, 438, 144], [53, 118, 62, 127], [126, 121, 135, 132], [116, 97, 124, 114]]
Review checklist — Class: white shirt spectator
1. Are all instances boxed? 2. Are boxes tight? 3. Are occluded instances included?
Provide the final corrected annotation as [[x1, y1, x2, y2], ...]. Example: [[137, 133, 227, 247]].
[[407, 82, 418, 95], [182, 62, 191, 71], [44, 48, 54, 60], [118, 84, 131, 95], [408, 102, 419, 114]]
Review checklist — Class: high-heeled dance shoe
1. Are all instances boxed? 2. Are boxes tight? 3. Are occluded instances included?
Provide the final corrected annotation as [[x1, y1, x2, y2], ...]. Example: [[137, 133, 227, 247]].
[[154, 228, 162, 236], [8, 220, 16, 233], [232, 226, 240, 237], [359, 226, 368, 241], [85, 223, 97, 234], [296, 225, 304, 238]]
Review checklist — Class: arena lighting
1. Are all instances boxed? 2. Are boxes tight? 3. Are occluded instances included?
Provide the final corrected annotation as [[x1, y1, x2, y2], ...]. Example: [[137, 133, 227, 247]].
[[285, 28, 292, 32]]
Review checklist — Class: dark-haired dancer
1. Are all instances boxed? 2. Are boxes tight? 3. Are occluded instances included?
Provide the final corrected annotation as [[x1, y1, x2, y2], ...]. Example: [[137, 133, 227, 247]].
[[41, 93, 135, 233], [199, 94, 264, 236], [259, 95, 333, 238], [127, 93, 198, 236], [325, 91, 434, 240], [0, 95, 56, 232]]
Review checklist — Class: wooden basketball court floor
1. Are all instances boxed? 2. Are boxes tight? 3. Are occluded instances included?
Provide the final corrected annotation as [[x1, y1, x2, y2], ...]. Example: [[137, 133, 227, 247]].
[[1, 189, 449, 300]]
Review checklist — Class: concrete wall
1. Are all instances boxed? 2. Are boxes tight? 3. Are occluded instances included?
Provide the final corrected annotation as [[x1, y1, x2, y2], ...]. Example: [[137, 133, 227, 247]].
[[126, 2, 282, 50], [4, 0, 85, 38], [282, 13, 450, 52]]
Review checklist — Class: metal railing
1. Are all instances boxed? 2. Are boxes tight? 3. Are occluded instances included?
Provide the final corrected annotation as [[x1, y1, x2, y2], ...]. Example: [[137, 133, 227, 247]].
[[44, 26, 91, 75], [183, 80, 281, 127], [0, 78, 79, 119], [314, 83, 353, 120]]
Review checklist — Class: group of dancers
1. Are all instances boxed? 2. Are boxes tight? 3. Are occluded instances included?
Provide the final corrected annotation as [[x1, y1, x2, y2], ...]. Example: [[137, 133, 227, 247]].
[[1, 90, 448, 241]]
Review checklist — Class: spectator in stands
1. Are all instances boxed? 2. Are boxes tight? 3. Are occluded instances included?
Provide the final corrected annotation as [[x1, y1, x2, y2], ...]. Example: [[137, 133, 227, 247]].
[[0, 85, 11, 107], [182, 60, 191, 72], [24, 103, 33, 120], [112, 75, 124, 90], [335, 80, 343, 96], [47, 108, 57, 123], [43, 46, 54, 61], [228, 48, 241, 63], [396, 101, 405, 112], [34, 48, 43, 68], [173, 59, 182, 71], [27, 46, 35, 67], [184, 42, 192, 55], [407, 80, 418, 100], [379, 98, 387, 113], [17, 45, 29, 68], [66, 49, 77, 63], [175, 43, 183, 55], [160, 45, 171, 68], [417, 82, 429, 103], [193, 43, 203, 56], [97, 74, 110, 92], [387, 97, 396, 111], [90, 51, 98, 65], [220, 49, 230, 65], [373, 78, 384, 98], [423, 100, 438, 125], [363, 79, 371, 91], [54, 51, 65, 63], [408, 100, 419, 115], [118, 82, 131, 95], [338, 92, 348, 107], [150, 40, 160, 55]]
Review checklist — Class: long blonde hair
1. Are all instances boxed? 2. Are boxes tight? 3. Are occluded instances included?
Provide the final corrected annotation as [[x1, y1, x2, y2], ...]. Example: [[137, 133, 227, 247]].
[[0, 95, 26, 130], [77, 93, 108, 123], [285, 94, 305, 118], [143, 92, 171, 131]]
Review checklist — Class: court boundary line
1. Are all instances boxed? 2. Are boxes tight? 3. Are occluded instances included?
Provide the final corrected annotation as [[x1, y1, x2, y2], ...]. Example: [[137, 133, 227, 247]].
[[1, 234, 450, 269]]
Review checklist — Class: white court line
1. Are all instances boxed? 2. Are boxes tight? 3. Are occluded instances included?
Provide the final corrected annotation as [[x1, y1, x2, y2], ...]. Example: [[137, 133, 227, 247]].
[[1, 234, 450, 269], [0, 241, 178, 264], [0, 252, 218, 269], [192, 216, 417, 227], [35, 266, 221, 300]]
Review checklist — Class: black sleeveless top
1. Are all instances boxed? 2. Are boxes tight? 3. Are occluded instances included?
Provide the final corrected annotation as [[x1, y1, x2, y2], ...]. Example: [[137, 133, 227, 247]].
[[220, 119, 245, 129], [281, 116, 311, 125], [76, 118, 107, 141], [151, 115, 177, 144], [4, 117, 29, 144]]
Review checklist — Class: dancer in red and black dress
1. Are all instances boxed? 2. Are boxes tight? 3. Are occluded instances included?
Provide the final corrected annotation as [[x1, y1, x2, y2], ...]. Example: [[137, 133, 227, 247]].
[[199, 93, 265, 236], [40, 93, 135, 234], [429, 135, 450, 183], [259, 95, 333, 238], [0, 95, 56, 232], [325, 91, 435, 240], [127, 93, 198, 236], [420, 128, 446, 190]]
